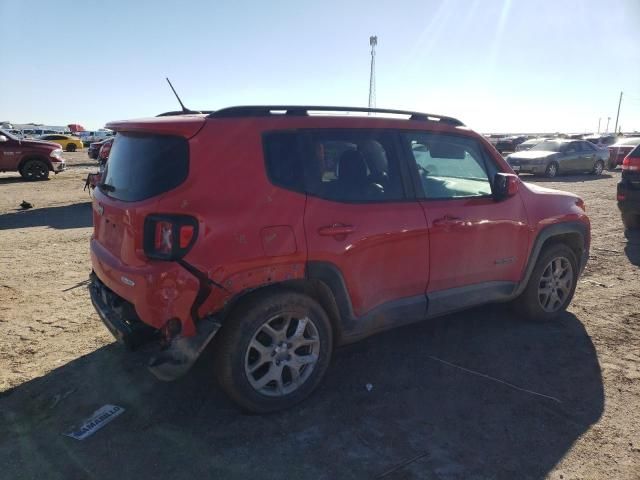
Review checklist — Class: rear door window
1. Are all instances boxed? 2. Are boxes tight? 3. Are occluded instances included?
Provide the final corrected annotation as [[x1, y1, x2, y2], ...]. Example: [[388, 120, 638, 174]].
[[101, 133, 188, 202]]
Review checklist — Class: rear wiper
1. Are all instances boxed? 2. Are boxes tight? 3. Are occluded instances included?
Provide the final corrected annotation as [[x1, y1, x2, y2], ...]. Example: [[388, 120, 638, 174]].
[[99, 183, 116, 192]]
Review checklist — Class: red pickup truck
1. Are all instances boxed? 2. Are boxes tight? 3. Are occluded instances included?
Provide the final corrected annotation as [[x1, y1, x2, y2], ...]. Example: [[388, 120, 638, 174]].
[[0, 129, 66, 180]]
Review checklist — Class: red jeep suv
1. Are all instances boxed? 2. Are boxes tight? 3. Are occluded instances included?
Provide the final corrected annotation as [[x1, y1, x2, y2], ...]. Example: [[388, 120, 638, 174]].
[[89, 106, 590, 412]]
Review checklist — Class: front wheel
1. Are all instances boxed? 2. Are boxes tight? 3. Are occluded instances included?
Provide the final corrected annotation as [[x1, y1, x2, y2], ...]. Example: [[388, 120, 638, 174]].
[[214, 291, 333, 413], [514, 244, 578, 321], [545, 162, 559, 178], [66, 143, 77, 152]]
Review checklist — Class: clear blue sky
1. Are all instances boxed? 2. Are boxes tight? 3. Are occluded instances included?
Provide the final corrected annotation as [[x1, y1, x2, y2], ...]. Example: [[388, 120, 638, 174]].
[[1, 0, 639, 133]]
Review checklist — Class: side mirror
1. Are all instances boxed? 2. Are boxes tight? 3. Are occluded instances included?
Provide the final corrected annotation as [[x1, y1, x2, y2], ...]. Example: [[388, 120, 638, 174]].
[[0, 135, 7, 143], [493, 172, 519, 200]]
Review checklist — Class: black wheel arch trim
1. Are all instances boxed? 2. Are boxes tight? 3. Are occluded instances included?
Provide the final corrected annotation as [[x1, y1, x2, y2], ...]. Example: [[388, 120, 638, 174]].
[[514, 221, 589, 297]]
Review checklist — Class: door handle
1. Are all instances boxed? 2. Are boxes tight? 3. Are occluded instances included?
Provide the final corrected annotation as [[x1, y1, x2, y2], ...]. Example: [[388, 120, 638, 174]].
[[318, 224, 356, 236], [433, 215, 465, 227]]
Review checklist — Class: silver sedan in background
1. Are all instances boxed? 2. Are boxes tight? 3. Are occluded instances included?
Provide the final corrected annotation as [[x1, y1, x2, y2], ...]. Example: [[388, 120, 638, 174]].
[[506, 139, 608, 178]]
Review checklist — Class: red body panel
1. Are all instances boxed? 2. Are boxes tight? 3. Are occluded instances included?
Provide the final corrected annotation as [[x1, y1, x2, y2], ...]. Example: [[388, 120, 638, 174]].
[[304, 197, 429, 316], [421, 194, 529, 292], [609, 145, 635, 166]]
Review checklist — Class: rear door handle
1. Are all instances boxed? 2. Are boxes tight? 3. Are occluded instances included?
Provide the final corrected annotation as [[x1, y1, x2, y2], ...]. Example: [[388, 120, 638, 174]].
[[432, 215, 465, 227], [318, 224, 356, 236]]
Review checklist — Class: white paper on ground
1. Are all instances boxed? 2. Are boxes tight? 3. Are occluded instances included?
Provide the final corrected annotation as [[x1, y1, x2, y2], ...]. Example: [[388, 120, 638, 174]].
[[64, 404, 125, 440]]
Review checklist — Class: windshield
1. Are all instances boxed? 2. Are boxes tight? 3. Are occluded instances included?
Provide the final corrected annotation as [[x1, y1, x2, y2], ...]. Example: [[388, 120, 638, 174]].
[[0, 128, 19, 141], [530, 141, 563, 152]]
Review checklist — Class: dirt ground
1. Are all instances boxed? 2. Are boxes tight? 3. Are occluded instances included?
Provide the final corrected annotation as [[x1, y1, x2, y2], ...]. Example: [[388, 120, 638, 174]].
[[0, 151, 639, 479]]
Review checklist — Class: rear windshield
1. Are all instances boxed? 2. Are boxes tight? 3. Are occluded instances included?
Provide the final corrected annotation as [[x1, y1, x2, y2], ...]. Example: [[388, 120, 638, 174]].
[[101, 133, 188, 202]]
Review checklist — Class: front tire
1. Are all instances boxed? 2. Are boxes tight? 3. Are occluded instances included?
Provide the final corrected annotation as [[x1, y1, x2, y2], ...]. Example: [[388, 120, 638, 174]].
[[214, 290, 333, 413], [545, 161, 559, 178], [19, 159, 50, 181], [66, 143, 77, 152], [514, 244, 578, 321]]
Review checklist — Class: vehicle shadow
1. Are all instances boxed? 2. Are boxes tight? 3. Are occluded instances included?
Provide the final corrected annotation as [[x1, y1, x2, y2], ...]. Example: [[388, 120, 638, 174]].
[[0, 306, 603, 479], [522, 173, 613, 183], [0, 176, 50, 185], [0, 202, 92, 230], [624, 229, 640, 266]]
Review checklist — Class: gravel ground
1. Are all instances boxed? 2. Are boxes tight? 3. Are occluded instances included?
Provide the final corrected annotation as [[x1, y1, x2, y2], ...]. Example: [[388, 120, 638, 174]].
[[0, 151, 638, 479]]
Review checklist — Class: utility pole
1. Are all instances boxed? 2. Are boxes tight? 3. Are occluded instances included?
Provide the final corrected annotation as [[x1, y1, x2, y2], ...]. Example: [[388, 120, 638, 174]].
[[368, 36, 377, 113], [597, 118, 601, 134], [606, 117, 611, 133], [614, 91, 623, 134]]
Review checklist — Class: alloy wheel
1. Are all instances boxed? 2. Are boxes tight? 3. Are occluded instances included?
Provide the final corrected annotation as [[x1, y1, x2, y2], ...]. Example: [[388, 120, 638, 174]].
[[244, 313, 320, 397], [537, 257, 573, 313]]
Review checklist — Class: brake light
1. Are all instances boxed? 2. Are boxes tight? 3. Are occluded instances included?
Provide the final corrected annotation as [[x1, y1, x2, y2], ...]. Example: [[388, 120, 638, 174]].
[[622, 155, 640, 171], [144, 215, 198, 260]]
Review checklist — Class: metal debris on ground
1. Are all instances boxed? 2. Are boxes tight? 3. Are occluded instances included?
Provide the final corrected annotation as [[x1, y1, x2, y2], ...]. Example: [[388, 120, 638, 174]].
[[64, 404, 125, 440], [428, 356, 561, 403]]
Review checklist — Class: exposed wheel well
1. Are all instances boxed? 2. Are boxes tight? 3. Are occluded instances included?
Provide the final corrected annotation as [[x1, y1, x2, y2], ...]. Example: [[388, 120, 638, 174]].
[[540, 232, 584, 265], [18, 155, 52, 172], [218, 279, 343, 343]]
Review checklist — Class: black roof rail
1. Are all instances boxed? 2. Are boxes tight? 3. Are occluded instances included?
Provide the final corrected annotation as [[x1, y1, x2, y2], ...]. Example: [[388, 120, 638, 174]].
[[207, 105, 464, 126], [156, 110, 214, 117]]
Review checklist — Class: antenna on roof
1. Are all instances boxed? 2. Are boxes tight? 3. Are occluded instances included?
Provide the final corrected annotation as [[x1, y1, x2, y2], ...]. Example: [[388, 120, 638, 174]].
[[165, 77, 191, 113]]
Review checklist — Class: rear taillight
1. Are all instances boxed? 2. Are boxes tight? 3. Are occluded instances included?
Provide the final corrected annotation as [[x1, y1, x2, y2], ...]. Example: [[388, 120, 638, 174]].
[[622, 155, 640, 171], [144, 215, 198, 260]]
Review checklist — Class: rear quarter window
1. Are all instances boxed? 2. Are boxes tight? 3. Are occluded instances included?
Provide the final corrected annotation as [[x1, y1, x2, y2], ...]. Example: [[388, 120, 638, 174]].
[[101, 133, 189, 202]]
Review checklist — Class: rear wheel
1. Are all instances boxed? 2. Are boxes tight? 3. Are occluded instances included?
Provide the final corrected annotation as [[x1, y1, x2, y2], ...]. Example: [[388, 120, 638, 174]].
[[622, 212, 640, 230], [514, 244, 578, 321], [214, 290, 333, 413], [66, 143, 77, 152], [19, 159, 50, 181], [592, 159, 604, 175], [545, 162, 559, 178]]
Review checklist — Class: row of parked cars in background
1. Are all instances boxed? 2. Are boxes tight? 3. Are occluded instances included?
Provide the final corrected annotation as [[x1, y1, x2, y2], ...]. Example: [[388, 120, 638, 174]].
[[486, 134, 640, 177]]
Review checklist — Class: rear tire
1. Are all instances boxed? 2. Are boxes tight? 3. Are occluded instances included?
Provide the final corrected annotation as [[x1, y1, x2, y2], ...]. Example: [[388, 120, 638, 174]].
[[622, 212, 640, 230], [19, 159, 50, 181], [214, 290, 333, 413], [514, 244, 578, 321], [66, 143, 77, 152], [592, 159, 604, 175], [545, 162, 559, 178]]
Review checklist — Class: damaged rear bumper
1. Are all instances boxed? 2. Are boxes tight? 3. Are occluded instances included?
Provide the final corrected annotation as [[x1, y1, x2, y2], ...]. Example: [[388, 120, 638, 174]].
[[89, 272, 222, 380]]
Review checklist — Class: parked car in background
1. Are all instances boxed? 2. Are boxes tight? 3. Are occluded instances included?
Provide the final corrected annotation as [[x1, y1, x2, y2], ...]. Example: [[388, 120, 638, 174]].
[[38, 134, 84, 152], [80, 130, 114, 146], [617, 144, 640, 230], [88, 137, 111, 159], [608, 137, 640, 170], [584, 135, 618, 149], [506, 139, 607, 177], [85, 138, 114, 191], [495, 135, 527, 154], [0, 128, 65, 180], [88, 105, 590, 413], [515, 137, 548, 151]]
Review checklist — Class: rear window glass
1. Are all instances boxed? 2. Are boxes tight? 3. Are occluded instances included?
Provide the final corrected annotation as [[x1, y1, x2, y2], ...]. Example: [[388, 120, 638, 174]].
[[102, 133, 188, 202]]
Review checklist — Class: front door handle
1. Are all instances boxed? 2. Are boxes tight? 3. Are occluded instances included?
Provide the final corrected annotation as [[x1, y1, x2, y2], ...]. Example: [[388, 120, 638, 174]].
[[318, 224, 356, 236], [433, 215, 465, 227]]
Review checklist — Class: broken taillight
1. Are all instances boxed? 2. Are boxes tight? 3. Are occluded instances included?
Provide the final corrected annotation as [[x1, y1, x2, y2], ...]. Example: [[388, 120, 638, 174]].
[[144, 215, 198, 261]]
